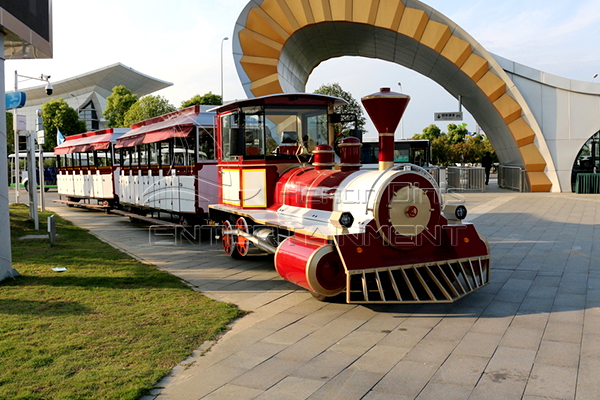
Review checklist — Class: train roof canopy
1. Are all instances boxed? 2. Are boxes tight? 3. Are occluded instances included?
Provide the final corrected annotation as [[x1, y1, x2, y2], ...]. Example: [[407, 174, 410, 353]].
[[115, 105, 215, 148], [54, 128, 129, 155], [210, 93, 348, 114]]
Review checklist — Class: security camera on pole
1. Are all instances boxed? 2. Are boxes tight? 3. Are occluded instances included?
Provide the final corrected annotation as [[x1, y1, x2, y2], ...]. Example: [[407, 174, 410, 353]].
[[12, 72, 52, 206]]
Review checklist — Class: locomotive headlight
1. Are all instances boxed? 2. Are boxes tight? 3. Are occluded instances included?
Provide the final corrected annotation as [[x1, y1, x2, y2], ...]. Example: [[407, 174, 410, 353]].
[[330, 211, 354, 229], [455, 205, 467, 220], [443, 204, 468, 223]]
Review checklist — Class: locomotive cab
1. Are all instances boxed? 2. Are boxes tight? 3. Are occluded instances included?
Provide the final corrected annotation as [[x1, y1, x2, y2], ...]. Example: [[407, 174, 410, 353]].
[[213, 93, 347, 209]]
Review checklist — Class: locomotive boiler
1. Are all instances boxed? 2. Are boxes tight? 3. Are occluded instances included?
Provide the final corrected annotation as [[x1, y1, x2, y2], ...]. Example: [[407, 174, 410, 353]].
[[210, 89, 490, 304]]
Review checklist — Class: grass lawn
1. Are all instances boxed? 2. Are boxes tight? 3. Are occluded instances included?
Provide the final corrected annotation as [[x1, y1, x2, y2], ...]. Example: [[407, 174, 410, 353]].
[[1, 204, 243, 400]]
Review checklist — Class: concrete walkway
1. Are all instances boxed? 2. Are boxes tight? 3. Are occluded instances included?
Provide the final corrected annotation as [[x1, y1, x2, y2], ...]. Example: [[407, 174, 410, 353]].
[[32, 184, 600, 400]]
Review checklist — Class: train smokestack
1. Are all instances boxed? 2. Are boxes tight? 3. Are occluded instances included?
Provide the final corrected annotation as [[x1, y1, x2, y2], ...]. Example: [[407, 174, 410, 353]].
[[361, 88, 410, 170]]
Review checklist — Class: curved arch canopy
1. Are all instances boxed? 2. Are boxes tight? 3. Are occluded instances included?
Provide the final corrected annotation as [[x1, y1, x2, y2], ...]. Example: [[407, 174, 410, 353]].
[[233, 0, 552, 191]]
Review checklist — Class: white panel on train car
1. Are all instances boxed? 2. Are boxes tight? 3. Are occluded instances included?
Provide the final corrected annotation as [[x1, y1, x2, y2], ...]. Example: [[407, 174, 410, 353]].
[[156, 170, 164, 209], [84, 170, 93, 198], [140, 171, 149, 208], [74, 172, 83, 196], [57, 172, 68, 195], [102, 172, 113, 199], [163, 173, 174, 212], [69, 173, 76, 196], [101, 172, 113, 199], [125, 171, 133, 203], [117, 173, 126, 202], [242, 169, 267, 208], [133, 171, 141, 205], [92, 172, 100, 198], [221, 168, 240, 206], [145, 173, 155, 209], [113, 168, 120, 196], [171, 175, 180, 213]]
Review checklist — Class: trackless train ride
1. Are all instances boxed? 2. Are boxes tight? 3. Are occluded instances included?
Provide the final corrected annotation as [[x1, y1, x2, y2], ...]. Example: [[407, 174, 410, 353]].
[[54, 88, 490, 304]]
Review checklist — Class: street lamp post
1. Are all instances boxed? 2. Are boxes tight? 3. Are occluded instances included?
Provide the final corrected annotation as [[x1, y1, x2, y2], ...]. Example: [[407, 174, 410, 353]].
[[13, 71, 52, 222], [221, 37, 229, 104]]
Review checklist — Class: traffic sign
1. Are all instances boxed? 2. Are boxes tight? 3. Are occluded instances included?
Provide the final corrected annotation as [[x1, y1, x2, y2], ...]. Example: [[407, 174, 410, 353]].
[[5, 91, 26, 109], [36, 130, 45, 145], [434, 112, 463, 121]]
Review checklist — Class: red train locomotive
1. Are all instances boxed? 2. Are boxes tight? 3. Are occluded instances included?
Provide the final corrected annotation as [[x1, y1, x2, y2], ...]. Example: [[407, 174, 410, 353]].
[[210, 89, 490, 304]]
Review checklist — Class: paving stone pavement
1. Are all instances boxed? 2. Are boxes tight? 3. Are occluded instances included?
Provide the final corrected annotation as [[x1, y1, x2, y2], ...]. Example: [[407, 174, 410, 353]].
[[24, 182, 600, 400]]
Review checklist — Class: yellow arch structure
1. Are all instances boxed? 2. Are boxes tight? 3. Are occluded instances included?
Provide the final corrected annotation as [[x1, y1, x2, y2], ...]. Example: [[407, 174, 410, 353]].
[[232, 0, 553, 192]]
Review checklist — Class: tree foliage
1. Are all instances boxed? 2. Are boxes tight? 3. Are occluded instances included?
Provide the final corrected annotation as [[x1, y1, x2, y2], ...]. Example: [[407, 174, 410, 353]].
[[104, 85, 138, 128], [412, 124, 496, 166], [446, 123, 469, 144], [42, 99, 87, 151], [313, 83, 366, 142], [180, 92, 222, 108], [123, 95, 176, 127]]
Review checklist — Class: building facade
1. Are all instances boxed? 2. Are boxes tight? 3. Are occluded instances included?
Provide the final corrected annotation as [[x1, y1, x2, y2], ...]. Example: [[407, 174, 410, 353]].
[[15, 63, 172, 136]]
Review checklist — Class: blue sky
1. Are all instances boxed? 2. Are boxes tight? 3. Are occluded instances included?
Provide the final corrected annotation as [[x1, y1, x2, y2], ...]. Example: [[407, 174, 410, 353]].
[[6, 0, 600, 138]]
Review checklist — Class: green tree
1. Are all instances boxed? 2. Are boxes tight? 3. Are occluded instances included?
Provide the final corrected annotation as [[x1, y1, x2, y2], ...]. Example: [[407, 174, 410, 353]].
[[103, 85, 138, 128], [123, 95, 176, 127], [412, 124, 442, 141], [42, 99, 87, 151], [180, 92, 222, 108], [313, 83, 366, 143], [446, 123, 468, 144], [412, 124, 497, 166]]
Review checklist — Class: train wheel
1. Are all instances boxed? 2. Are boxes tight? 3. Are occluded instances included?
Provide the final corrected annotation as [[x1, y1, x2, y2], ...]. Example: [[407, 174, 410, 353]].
[[235, 217, 250, 256], [222, 220, 243, 259]]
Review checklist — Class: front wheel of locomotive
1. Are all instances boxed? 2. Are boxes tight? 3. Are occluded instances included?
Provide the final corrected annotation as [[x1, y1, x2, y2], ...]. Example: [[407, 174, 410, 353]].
[[221, 220, 243, 259], [234, 217, 250, 256]]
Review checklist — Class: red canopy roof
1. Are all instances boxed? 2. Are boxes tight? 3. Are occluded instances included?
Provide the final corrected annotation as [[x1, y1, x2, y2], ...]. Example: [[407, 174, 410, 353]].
[[115, 105, 205, 148], [54, 129, 125, 155]]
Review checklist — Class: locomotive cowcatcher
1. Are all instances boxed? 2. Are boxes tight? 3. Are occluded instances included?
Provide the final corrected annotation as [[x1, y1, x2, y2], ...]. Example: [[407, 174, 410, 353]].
[[209, 89, 490, 304]]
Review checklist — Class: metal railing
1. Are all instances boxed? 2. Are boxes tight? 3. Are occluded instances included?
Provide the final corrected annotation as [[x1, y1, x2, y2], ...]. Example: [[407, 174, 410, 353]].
[[424, 166, 441, 185], [498, 165, 528, 192], [446, 167, 485, 192]]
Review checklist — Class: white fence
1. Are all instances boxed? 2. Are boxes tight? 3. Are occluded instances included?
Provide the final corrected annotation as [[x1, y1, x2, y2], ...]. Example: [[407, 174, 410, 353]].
[[446, 167, 486, 192], [498, 165, 528, 192]]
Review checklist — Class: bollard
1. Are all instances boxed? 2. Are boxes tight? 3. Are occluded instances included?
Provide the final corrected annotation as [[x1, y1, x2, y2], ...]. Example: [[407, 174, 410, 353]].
[[48, 215, 56, 245]]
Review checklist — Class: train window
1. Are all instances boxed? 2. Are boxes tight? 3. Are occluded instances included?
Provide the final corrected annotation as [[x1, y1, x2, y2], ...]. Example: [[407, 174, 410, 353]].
[[220, 112, 239, 161], [140, 145, 149, 166], [125, 148, 134, 167], [198, 132, 214, 160], [96, 151, 111, 167], [135, 145, 142, 167], [244, 113, 265, 158], [264, 106, 329, 158], [121, 148, 128, 167], [174, 134, 195, 165], [87, 151, 95, 167], [148, 143, 159, 166], [160, 141, 171, 166]]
